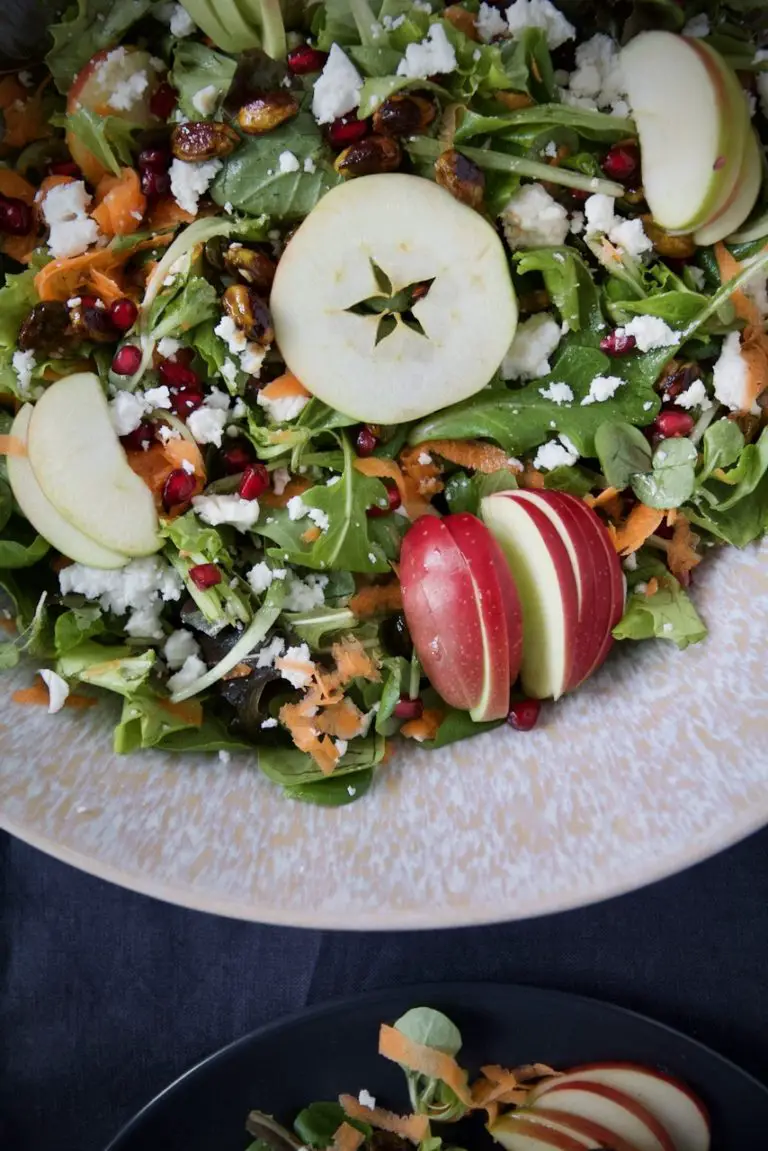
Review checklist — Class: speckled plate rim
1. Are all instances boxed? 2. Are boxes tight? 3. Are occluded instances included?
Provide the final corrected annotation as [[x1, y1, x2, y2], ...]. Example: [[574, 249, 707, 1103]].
[[3, 801, 766, 929]]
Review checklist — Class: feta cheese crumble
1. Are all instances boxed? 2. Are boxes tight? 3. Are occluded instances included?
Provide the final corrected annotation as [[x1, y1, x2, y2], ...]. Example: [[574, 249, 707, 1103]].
[[500, 183, 570, 248], [501, 313, 562, 380], [247, 562, 287, 595], [164, 629, 201, 671], [303, 156, 317, 174], [539, 381, 574, 405], [12, 349, 36, 398], [192, 494, 261, 531], [561, 34, 627, 114], [312, 44, 363, 124], [581, 374, 623, 405], [59, 557, 182, 620], [505, 0, 575, 50], [187, 404, 229, 446], [157, 337, 182, 359], [713, 330, 758, 414], [167, 3, 196, 37], [191, 84, 219, 116], [358, 1090, 377, 1110], [169, 158, 222, 216], [618, 315, 679, 353], [276, 643, 315, 688], [40, 669, 70, 715], [272, 467, 290, 496], [42, 180, 100, 259], [278, 150, 301, 173], [109, 390, 147, 436], [283, 573, 328, 611], [533, 434, 580, 470], [683, 13, 710, 37], [584, 194, 652, 257], [476, 2, 508, 42], [109, 69, 149, 113], [397, 23, 457, 79], [167, 654, 207, 695], [257, 388, 309, 423], [675, 379, 712, 411]]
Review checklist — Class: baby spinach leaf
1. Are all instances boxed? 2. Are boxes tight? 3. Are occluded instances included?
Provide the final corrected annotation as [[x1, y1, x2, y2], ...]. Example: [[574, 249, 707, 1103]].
[[46, 0, 152, 93], [259, 731, 384, 792], [697, 419, 744, 486], [171, 41, 237, 119], [445, 469, 517, 516], [295, 1102, 371, 1147], [687, 427, 768, 546], [212, 112, 341, 221], [544, 464, 600, 496], [391, 1006, 468, 1120], [156, 716, 254, 753], [61, 108, 140, 178], [613, 555, 707, 650], [394, 1006, 462, 1056], [0, 518, 50, 569], [594, 421, 652, 489], [283, 768, 374, 805], [515, 248, 603, 332], [423, 705, 503, 750], [0, 269, 41, 397], [631, 438, 697, 509]]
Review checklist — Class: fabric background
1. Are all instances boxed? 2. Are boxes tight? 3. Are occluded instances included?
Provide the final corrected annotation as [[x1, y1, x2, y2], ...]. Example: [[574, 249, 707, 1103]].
[[2, 827, 768, 1151]]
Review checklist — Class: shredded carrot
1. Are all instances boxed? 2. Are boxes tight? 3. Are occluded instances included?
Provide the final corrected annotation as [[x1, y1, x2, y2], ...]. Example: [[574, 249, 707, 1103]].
[[353, 456, 438, 520], [316, 697, 367, 740], [261, 476, 312, 509], [306, 668, 345, 708], [584, 486, 623, 522], [301, 525, 322, 544], [379, 1024, 472, 1104], [398, 444, 444, 496], [1, 79, 50, 150], [611, 503, 665, 554], [644, 577, 659, 597], [400, 708, 442, 742], [93, 168, 146, 237], [259, 372, 311, 401], [222, 662, 253, 680], [12, 683, 96, 709], [495, 91, 536, 111], [339, 1096, 429, 1144], [331, 636, 381, 684], [443, 4, 480, 40], [147, 196, 196, 231], [413, 438, 520, 476], [715, 241, 760, 326], [0, 435, 26, 457], [276, 653, 316, 682], [34, 247, 125, 303], [349, 580, 403, 618], [332, 1123, 365, 1151], [666, 515, 702, 582], [126, 438, 205, 516], [278, 701, 340, 774]]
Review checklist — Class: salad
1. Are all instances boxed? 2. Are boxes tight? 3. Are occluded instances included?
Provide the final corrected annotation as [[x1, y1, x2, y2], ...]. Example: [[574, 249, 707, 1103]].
[[1, 0, 768, 806], [243, 1004, 712, 1150]]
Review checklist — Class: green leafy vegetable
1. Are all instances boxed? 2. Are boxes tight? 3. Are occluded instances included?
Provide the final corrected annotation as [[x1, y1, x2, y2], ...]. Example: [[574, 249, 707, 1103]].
[[46, 0, 152, 92], [632, 438, 698, 509], [282, 606, 359, 648], [454, 103, 635, 146], [697, 419, 745, 486], [0, 269, 42, 397], [613, 555, 707, 650], [0, 518, 50, 569], [57, 643, 155, 696], [259, 732, 384, 804], [390, 1006, 468, 1121], [444, 469, 517, 516], [515, 248, 603, 333], [54, 605, 106, 656], [171, 41, 237, 120], [594, 421, 653, 489], [60, 108, 140, 177], [295, 1102, 371, 1148]]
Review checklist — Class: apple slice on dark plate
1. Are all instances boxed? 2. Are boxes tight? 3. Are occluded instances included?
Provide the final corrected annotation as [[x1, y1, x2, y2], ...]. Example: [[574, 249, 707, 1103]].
[[102, 984, 768, 1151]]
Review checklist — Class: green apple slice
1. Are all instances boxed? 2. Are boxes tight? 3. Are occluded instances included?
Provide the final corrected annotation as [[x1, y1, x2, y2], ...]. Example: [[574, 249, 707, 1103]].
[[621, 32, 748, 233], [270, 174, 518, 424], [26, 373, 161, 558], [694, 128, 762, 246], [7, 405, 129, 569]]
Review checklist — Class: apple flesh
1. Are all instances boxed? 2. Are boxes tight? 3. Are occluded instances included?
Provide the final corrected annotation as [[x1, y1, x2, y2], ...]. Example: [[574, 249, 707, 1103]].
[[543, 1064, 710, 1151], [270, 174, 518, 424], [490, 1113, 596, 1151], [67, 47, 162, 184], [400, 512, 522, 721], [7, 405, 129, 569], [621, 32, 748, 233], [528, 1082, 674, 1151], [26, 372, 161, 558], [521, 1107, 643, 1151], [694, 127, 762, 246]]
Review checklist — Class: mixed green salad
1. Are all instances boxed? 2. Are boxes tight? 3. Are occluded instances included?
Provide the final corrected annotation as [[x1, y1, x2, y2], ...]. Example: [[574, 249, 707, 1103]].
[[1, 0, 768, 805]]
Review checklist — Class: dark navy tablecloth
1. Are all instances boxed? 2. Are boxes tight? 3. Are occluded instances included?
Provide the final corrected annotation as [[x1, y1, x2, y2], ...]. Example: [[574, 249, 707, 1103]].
[[2, 826, 768, 1151]]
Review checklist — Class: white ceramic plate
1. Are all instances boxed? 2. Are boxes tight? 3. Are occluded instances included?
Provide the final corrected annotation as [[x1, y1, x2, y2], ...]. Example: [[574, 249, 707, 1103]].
[[2, 538, 767, 929]]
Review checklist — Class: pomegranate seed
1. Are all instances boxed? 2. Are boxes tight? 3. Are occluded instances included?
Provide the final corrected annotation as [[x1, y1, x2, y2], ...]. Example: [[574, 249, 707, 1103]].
[[170, 389, 204, 417], [109, 297, 138, 332], [49, 160, 81, 178], [0, 195, 32, 236], [120, 421, 156, 451], [158, 359, 199, 389], [162, 468, 196, 511], [328, 114, 369, 149], [112, 345, 142, 375], [355, 425, 378, 456], [189, 563, 222, 590], [138, 146, 170, 171], [570, 188, 590, 202], [394, 696, 423, 720], [140, 167, 171, 200], [652, 409, 695, 439], [287, 44, 328, 74], [367, 481, 401, 518], [507, 698, 541, 731], [77, 294, 99, 310], [239, 462, 270, 500], [149, 81, 178, 120], [601, 142, 640, 182], [221, 443, 254, 474], [599, 331, 637, 357]]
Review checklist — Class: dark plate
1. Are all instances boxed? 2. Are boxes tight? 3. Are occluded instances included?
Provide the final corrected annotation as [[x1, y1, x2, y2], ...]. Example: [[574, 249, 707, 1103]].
[[104, 983, 768, 1150]]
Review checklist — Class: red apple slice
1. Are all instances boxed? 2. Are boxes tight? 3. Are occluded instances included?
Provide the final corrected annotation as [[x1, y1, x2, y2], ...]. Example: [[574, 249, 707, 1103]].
[[491, 1113, 595, 1151], [400, 513, 520, 719], [530, 1107, 642, 1151], [481, 492, 579, 699], [528, 1082, 674, 1151], [560, 1064, 710, 1151]]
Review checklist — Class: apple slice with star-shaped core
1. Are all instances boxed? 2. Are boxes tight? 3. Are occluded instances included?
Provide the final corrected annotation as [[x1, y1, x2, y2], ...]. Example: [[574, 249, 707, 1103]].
[[26, 372, 161, 558], [400, 513, 522, 722], [270, 174, 518, 424], [7, 405, 129, 569], [621, 32, 749, 233]]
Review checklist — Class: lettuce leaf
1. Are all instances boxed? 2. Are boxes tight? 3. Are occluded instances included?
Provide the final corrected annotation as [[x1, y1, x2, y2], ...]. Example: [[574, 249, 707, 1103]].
[[46, 0, 153, 93], [613, 556, 707, 650], [515, 248, 602, 332], [113, 691, 251, 753], [170, 41, 237, 120], [54, 605, 106, 655], [59, 108, 140, 178], [57, 642, 155, 696]]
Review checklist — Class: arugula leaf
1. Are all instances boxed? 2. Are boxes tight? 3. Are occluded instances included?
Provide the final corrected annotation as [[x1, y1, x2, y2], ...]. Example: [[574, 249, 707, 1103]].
[[604, 289, 713, 334], [498, 27, 555, 102], [613, 555, 707, 650], [61, 108, 140, 178], [171, 41, 237, 120], [632, 438, 697, 509], [295, 1102, 371, 1148], [391, 1007, 468, 1121], [454, 103, 635, 146], [54, 605, 106, 656], [594, 421, 653, 489], [212, 112, 341, 221], [0, 589, 52, 667], [149, 274, 220, 345], [515, 248, 603, 332], [46, 0, 153, 93], [57, 643, 155, 697], [412, 334, 666, 458], [697, 419, 744, 486]]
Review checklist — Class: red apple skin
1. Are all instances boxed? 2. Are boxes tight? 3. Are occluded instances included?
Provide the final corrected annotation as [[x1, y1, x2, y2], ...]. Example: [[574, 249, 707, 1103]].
[[530, 1081, 675, 1151], [491, 1114, 590, 1151], [400, 515, 491, 713], [530, 1107, 643, 1151], [445, 512, 522, 720]]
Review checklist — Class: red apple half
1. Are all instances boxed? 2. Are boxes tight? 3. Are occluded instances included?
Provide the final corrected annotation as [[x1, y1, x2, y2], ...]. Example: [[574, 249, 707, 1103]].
[[528, 1081, 675, 1151], [400, 512, 522, 721], [544, 1064, 710, 1151]]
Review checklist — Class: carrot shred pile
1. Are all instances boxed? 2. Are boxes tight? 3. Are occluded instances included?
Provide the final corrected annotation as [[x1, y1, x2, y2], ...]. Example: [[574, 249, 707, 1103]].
[[517, 464, 546, 490], [584, 486, 622, 521], [349, 581, 403, 619], [261, 476, 312, 509], [301, 525, 322, 544], [398, 445, 445, 496], [610, 503, 665, 554], [332, 1123, 365, 1151], [666, 515, 702, 583], [93, 168, 146, 237], [332, 636, 381, 683], [353, 456, 438, 520], [339, 1095, 429, 1144], [400, 708, 442, 742], [415, 439, 520, 476], [379, 1024, 472, 1105]]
